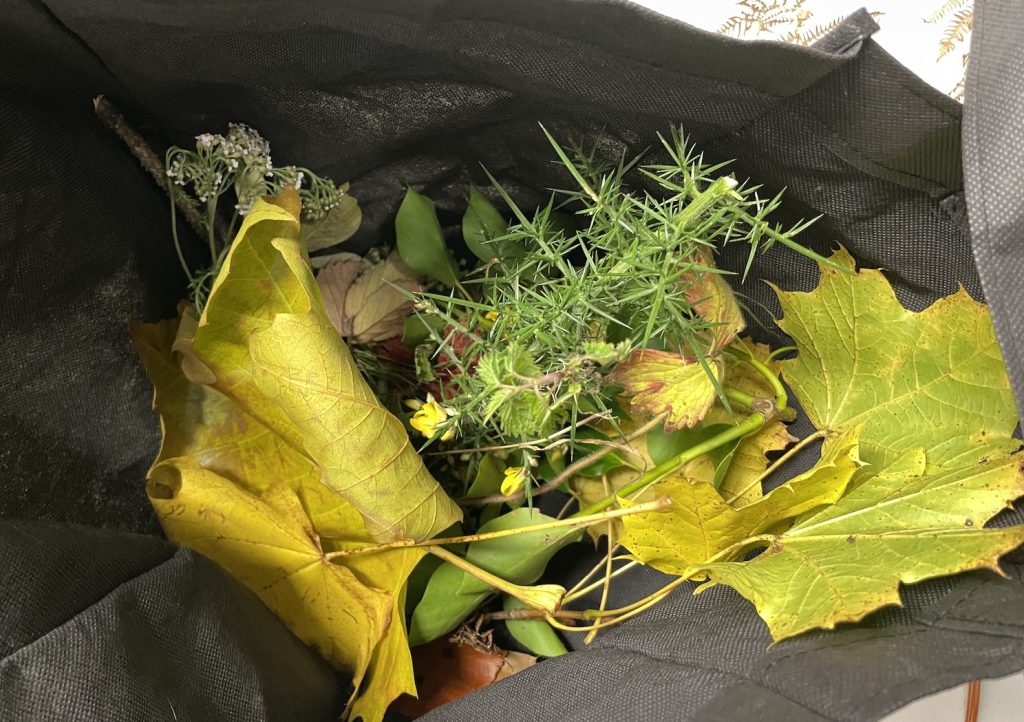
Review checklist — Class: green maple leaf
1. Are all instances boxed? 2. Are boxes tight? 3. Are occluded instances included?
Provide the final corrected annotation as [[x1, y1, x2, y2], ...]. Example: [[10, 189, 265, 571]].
[[775, 248, 1019, 471], [686, 251, 1024, 641], [619, 427, 860, 576], [698, 455, 1024, 640]]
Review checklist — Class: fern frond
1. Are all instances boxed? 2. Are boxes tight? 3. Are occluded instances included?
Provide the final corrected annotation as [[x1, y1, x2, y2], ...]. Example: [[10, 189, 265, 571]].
[[926, 0, 968, 23], [938, 8, 974, 59]]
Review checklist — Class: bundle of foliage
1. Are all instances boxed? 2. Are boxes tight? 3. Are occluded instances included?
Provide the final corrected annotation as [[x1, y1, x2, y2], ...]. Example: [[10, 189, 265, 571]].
[[131, 125, 1024, 721]]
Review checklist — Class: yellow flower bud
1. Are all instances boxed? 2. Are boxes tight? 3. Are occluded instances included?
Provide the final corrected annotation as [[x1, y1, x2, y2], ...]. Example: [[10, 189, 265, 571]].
[[501, 465, 529, 496], [479, 310, 500, 329]]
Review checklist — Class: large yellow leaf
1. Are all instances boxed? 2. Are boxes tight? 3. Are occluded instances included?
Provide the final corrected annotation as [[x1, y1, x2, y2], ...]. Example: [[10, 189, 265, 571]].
[[191, 192, 315, 450], [775, 248, 1020, 471], [132, 314, 422, 721], [692, 255, 1024, 641], [619, 427, 860, 575], [130, 317, 313, 494], [191, 191, 460, 542], [148, 461, 392, 709]]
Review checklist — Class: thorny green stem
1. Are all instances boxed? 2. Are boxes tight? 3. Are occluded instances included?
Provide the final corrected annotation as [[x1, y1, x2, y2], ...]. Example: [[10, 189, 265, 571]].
[[574, 412, 769, 518], [739, 210, 853, 275], [324, 497, 671, 559]]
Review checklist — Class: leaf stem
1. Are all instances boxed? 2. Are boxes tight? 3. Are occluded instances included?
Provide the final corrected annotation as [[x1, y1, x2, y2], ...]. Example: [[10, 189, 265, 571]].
[[547, 534, 774, 634], [324, 496, 671, 559], [724, 428, 828, 505], [725, 346, 788, 409], [724, 387, 757, 409], [585, 476, 617, 643], [426, 546, 564, 613], [573, 412, 768, 518], [564, 544, 623, 597]]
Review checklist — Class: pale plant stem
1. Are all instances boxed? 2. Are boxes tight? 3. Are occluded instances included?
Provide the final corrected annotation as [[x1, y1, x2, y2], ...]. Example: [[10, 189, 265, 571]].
[[585, 508, 615, 644], [724, 428, 828, 505], [562, 560, 639, 604], [323, 497, 671, 560], [459, 412, 667, 507], [481, 608, 590, 622], [425, 546, 559, 611], [547, 535, 773, 634], [555, 495, 578, 520], [565, 544, 623, 598]]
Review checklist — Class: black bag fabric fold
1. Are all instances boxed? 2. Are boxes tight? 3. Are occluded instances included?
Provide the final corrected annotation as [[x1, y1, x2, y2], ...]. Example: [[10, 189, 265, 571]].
[[1, 0, 1022, 720]]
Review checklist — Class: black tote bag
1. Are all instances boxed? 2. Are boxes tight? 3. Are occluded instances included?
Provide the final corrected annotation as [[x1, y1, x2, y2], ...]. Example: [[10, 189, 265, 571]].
[[2, 1, 1023, 720]]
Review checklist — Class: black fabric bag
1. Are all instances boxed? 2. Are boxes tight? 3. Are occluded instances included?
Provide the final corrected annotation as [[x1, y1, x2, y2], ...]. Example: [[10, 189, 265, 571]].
[[2, 1, 1023, 720]]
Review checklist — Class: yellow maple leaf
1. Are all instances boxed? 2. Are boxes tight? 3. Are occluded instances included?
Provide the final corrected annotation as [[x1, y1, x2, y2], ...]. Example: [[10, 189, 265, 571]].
[[619, 427, 861, 576], [611, 348, 723, 431]]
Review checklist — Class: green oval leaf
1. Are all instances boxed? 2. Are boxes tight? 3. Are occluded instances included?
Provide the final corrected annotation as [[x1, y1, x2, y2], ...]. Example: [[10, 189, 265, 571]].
[[462, 185, 508, 261], [458, 508, 583, 595], [502, 596, 568, 658], [300, 194, 362, 252], [465, 454, 506, 498], [395, 188, 460, 286]]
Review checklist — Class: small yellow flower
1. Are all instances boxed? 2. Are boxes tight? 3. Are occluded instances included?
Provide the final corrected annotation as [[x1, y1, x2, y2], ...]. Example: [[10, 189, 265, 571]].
[[479, 310, 500, 329], [501, 466, 529, 496], [409, 393, 457, 441]]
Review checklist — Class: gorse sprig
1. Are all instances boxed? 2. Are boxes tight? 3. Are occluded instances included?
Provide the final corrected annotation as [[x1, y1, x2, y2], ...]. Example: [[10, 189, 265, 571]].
[[406, 126, 825, 477]]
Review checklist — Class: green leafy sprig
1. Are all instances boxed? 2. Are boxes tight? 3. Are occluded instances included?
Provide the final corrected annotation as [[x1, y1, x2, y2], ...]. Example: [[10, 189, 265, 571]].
[[402, 127, 827, 488]]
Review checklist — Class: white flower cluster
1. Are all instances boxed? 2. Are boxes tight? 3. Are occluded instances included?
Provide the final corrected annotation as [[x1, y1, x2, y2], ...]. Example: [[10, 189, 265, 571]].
[[164, 123, 342, 219]]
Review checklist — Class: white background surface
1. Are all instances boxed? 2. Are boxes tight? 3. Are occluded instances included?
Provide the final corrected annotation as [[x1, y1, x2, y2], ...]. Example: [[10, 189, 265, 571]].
[[630, 0, 968, 97], [626, 2, 1018, 721]]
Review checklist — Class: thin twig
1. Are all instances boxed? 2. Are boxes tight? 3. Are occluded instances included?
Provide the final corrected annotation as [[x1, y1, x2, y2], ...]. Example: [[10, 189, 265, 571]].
[[459, 412, 667, 507], [93, 96, 207, 240]]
